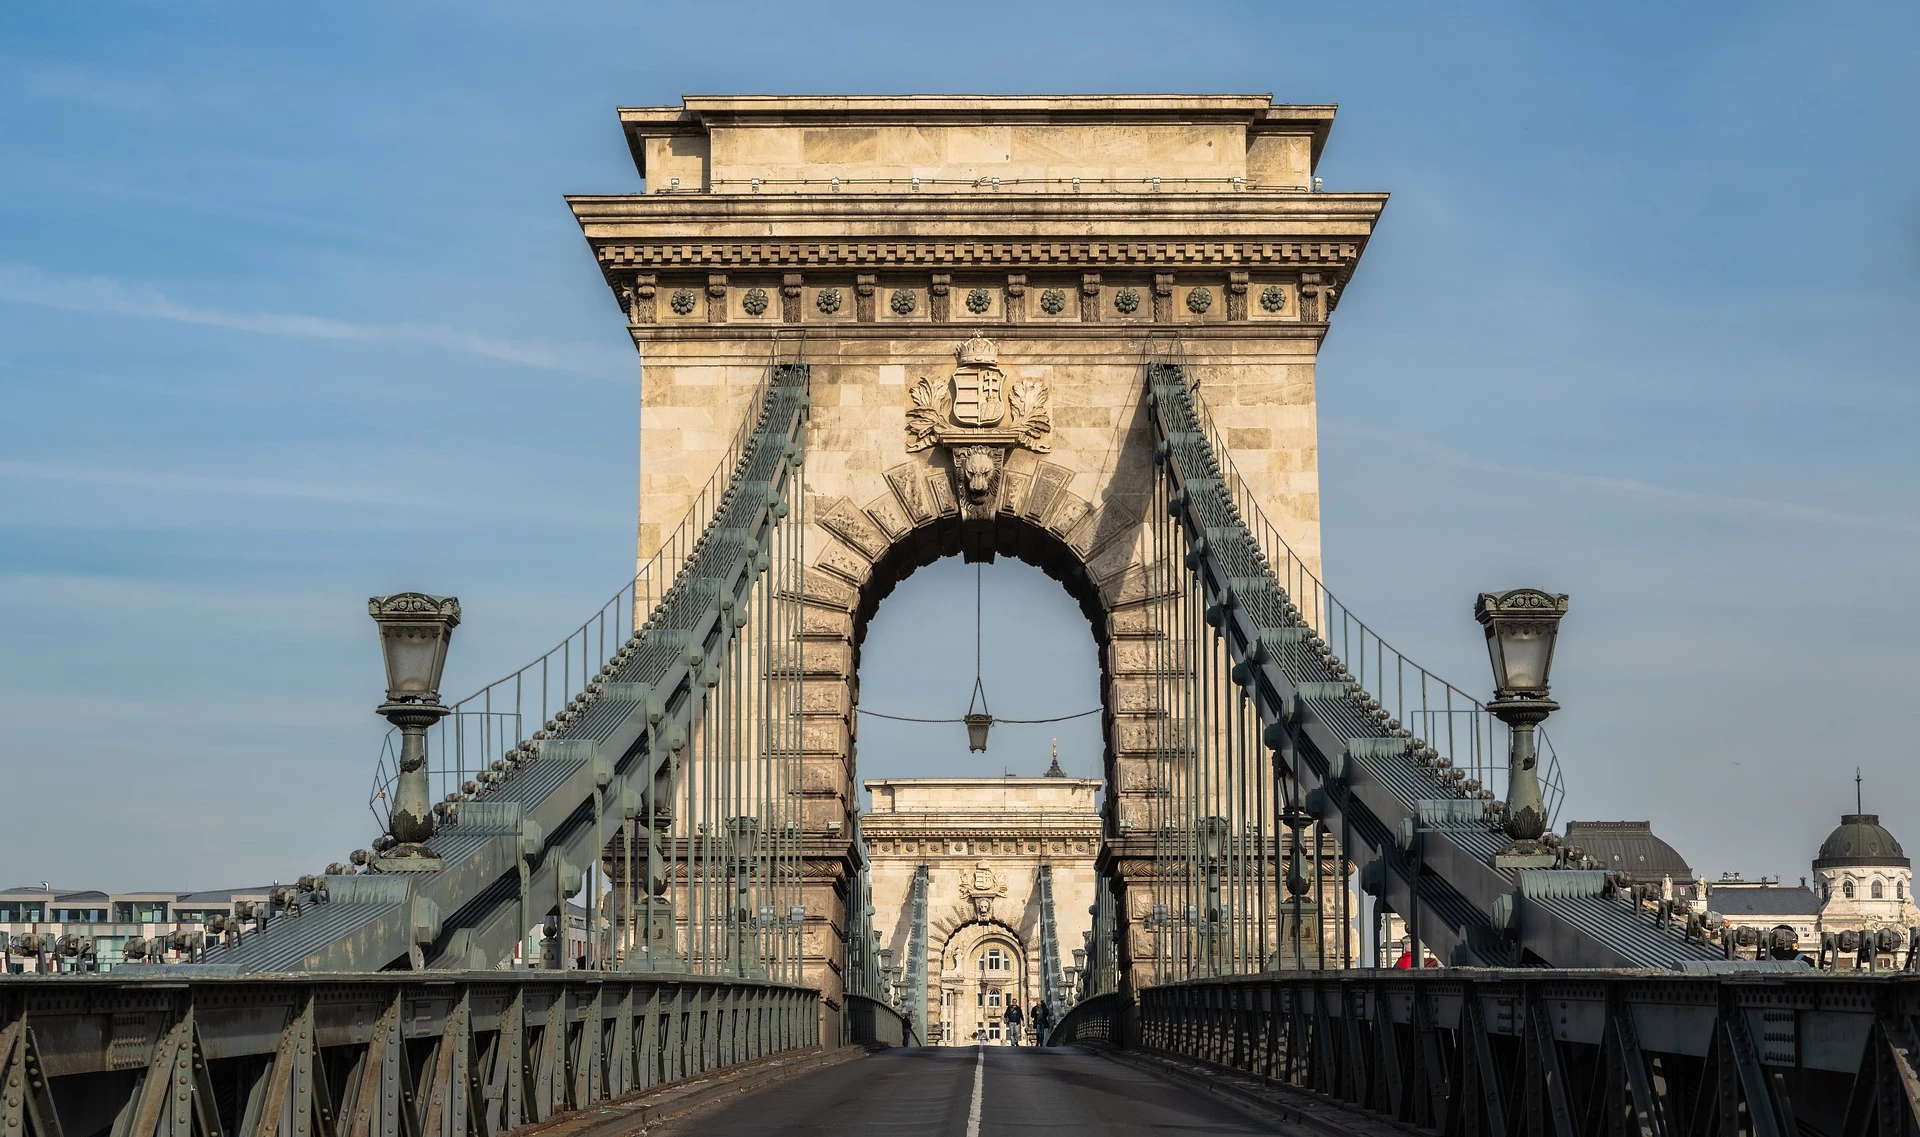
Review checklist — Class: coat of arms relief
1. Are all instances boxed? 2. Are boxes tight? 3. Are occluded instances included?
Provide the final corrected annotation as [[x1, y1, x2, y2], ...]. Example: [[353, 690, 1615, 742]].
[[962, 860, 1009, 919], [906, 334, 1052, 519]]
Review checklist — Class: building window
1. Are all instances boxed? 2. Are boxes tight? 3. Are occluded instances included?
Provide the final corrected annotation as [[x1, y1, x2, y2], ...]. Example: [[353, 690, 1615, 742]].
[[1900, 881, 1906, 901], [1873, 881, 1885, 900], [978, 946, 1008, 972], [987, 988, 1002, 1009], [1844, 881, 1856, 900], [0, 904, 45, 922]]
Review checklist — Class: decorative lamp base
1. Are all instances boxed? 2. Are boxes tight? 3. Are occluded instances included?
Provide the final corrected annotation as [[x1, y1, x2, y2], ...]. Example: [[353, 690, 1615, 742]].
[[372, 844, 445, 873], [1493, 839, 1557, 871]]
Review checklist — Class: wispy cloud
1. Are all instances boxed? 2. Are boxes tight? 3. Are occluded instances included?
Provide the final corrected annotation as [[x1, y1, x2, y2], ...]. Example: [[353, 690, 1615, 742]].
[[1323, 421, 1920, 537], [0, 262, 630, 378], [0, 459, 392, 505]]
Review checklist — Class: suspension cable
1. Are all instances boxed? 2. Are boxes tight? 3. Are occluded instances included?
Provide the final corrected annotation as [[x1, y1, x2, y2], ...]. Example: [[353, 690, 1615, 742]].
[[859, 707, 1103, 725]]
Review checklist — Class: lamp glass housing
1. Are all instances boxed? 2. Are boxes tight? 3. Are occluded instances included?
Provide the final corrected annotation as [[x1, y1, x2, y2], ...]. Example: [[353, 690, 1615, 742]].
[[1199, 816, 1230, 864], [369, 594, 461, 703], [727, 816, 762, 863], [1474, 590, 1568, 699], [964, 713, 992, 752]]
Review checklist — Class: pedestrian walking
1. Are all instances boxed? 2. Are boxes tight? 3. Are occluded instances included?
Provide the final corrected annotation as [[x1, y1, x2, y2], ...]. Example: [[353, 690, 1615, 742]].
[[1003, 1001, 1024, 1045], [1030, 1001, 1051, 1044]]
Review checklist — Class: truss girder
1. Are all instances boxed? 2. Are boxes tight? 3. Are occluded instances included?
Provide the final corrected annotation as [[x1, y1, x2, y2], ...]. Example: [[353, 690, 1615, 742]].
[[0, 974, 817, 1137], [1132, 970, 1920, 1137]]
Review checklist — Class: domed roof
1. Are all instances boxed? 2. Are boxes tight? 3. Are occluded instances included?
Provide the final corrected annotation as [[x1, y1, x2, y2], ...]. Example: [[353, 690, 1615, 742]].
[[1814, 814, 1910, 869]]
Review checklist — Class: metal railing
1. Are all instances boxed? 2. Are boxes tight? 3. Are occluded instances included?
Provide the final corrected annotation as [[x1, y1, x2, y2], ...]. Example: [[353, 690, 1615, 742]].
[[1147, 338, 1564, 824], [369, 336, 800, 832], [1138, 969, 1920, 1137], [2, 971, 819, 1136], [1046, 991, 1124, 1047]]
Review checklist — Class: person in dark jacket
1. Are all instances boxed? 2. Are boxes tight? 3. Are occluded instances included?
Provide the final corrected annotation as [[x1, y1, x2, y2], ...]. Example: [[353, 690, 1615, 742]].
[[1030, 1001, 1052, 1042], [1003, 1000, 1024, 1045]]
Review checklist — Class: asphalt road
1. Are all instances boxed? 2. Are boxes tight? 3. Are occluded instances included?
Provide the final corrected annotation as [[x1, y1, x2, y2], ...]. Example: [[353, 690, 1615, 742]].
[[659, 1044, 1278, 1136]]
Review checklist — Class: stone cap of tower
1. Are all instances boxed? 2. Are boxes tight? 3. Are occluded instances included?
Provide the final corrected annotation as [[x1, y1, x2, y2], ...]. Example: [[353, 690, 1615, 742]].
[[614, 95, 1338, 193]]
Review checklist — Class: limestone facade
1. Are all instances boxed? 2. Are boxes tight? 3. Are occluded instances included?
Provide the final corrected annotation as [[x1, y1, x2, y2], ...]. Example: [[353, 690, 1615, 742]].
[[570, 95, 1385, 1013], [863, 774, 1101, 1044]]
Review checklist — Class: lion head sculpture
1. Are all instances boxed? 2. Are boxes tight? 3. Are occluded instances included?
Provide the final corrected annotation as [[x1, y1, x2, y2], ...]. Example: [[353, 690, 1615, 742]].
[[958, 447, 999, 503]]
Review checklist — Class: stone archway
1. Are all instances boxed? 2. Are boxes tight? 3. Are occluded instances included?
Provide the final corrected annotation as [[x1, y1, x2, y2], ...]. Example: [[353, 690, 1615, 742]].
[[580, 95, 1383, 1023], [934, 919, 1029, 1045]]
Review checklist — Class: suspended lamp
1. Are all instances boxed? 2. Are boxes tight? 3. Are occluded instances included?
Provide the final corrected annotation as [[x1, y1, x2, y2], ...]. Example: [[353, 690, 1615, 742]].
[[964, 562, 993, 751]]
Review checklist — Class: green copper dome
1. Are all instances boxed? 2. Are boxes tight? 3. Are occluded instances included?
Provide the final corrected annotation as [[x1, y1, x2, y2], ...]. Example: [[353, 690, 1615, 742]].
[[1814, 814, 1910, 869]]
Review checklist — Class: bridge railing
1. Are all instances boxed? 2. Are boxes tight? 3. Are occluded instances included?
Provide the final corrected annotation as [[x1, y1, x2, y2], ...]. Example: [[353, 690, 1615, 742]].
[[1148, 339, 1564, 825], [846, 993, 919, 1048], [368, 336, 800, 833], [1137, 969, 1920, 1137], [1, 971, 820, 1137], [1046, 991, 1124, 1047]]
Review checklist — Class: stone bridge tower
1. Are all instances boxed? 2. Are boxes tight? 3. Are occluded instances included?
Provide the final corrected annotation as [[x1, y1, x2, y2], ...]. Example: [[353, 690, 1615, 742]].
[[570, 95, 1385, 1016]]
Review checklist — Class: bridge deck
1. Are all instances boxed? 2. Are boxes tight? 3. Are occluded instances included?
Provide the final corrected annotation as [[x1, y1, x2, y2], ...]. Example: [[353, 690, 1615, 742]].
[[654, 1045, 1286, 1137]]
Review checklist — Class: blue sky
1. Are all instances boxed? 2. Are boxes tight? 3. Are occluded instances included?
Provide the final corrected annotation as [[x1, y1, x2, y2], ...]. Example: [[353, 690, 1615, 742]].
[[1, 4, 1914, 891]]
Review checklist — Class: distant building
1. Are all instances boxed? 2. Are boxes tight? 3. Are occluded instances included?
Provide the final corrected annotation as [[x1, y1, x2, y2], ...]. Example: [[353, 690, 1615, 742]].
[[0, 884, 274, 973], [2, 884, 592, 974], [1563, 820, 1697, 898], [1811, 812, 1917, 934], [1704, 877, 1822, 947], [863, 763, 1101, 1045]]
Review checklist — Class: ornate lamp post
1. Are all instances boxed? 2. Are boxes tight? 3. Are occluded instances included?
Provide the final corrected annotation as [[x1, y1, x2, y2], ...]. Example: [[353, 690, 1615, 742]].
[[369, 593, 460, 864], [727, 816, 763, 977], [1474, 589, 1568, 867], [1199, 815, 1230, 975]]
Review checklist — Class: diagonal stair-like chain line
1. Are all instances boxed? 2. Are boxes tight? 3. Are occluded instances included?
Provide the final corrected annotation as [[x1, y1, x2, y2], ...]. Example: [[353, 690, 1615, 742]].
[[364, 344, 803, 831], [1149, 362, 1718, 969], [425, 361, 811, 943], [197, 353, 810, 972], [1148, 363, 1497, 953]]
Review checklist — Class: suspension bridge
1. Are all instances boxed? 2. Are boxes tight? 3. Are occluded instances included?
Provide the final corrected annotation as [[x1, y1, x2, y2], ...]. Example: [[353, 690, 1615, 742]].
[[4, 95, 1915, 1137]]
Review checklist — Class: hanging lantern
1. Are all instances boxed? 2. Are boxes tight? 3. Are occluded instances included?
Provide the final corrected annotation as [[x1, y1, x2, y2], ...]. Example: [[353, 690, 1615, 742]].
[[965, 712, 993, 752]]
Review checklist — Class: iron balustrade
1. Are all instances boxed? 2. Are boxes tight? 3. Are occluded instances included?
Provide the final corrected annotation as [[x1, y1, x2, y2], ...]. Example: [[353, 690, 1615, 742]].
[[0, 971, 819, 1137], [1129, 969, 1920, 1137]]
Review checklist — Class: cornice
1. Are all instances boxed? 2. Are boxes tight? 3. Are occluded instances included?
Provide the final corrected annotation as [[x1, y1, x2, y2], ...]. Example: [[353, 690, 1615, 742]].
[[624, 323, 1332, 347], [591, 237, 1365, 272], [568, 191, 1387, 227]]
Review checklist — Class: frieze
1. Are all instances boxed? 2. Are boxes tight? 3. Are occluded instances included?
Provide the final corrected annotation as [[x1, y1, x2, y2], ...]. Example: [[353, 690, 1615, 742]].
[[597, 240, 1360, 270], [862, 493, 911, 541], [818, 497, 888, 558], [884, 463, 933, 523]]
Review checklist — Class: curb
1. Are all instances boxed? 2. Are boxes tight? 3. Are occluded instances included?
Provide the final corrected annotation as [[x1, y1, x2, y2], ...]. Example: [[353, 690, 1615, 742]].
[[1097, 1047, 1423, 1137], [523, 1043, 876, 1137]]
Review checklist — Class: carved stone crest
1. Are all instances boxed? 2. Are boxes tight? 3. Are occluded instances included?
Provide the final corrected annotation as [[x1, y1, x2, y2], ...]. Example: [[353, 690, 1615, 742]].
[[906, 334, 1052, 518], [964, 859, 1008, 919]]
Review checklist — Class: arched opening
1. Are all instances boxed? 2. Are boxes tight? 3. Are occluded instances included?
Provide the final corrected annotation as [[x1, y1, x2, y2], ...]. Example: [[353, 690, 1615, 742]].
[[847, 514, 1117, 1043], [856, 555, 1105, 784], [1844, 880, 1856, 900], [1872, 880, 1885, 900]]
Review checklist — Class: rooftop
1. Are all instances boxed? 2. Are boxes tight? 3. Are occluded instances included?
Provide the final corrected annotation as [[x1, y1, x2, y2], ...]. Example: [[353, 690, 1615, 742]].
[[1707, 881, 1823, 919], [610, 94, 1339, 195]]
